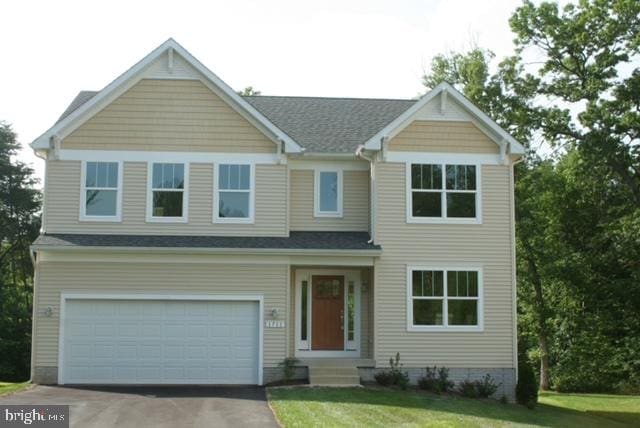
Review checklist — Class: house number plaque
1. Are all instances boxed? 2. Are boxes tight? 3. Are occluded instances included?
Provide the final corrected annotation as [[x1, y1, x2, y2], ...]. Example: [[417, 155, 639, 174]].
[[265, 320, 285, 328]]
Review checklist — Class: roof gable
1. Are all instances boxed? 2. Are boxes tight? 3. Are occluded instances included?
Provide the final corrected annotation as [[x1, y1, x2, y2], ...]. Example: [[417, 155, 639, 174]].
[[32, 39, 303, 153], [362, 82, 525, 156]]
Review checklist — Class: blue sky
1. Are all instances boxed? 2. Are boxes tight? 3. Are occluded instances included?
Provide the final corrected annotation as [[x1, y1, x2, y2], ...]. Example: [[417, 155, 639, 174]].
[[2, 0, 524, 182]]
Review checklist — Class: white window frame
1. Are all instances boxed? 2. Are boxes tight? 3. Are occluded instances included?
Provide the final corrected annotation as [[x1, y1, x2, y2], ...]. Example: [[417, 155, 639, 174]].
[[79, 160, 123, 222], [314, 169, 343, 218], [213, 163, 255, 224], [406, 162, 482, 224], [406, 265, 484, 332], [146, 162, 189, 223]]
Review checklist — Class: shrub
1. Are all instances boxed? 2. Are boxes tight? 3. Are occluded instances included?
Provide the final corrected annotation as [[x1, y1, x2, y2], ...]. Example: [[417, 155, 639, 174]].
[[374, 353, 409, 390], [278, 357, 300, 382], [417, 366, 454, 394], [475, 374, 500, 398], [516, 356, 538, 408], [373, 371, 394, 386], [457, 374, 501, 399], [457, 379, 479, 398]]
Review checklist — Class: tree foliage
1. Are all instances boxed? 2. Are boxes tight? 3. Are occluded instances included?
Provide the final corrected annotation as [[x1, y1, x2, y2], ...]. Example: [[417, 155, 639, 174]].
[[0, 122, 41, 381], [422, 0, 640, 393], [237, 86, 261, 96]]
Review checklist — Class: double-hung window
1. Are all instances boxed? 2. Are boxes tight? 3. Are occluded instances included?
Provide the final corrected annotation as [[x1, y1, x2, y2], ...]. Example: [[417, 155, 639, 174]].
[[408, 267, 483, 331], [409, 163, 479, 222], [80, 161, 122, 221], [215, 164, 254, 223], [314, 169, 343, 217], [148, 162, 188, 222]]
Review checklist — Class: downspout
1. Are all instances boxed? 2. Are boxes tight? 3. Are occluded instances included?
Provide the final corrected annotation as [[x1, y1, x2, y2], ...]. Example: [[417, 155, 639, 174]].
[[356, 145, 377, 244]]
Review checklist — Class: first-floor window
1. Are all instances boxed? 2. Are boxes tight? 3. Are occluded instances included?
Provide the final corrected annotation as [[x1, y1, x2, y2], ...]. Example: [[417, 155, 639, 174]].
[[150, 163, 186, 219], [82, 161, 120, 220], [409, 267, 481, 329]]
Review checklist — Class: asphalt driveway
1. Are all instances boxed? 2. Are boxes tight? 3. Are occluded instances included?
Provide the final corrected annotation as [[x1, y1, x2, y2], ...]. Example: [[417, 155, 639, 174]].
[[0, 385, 279, 428]]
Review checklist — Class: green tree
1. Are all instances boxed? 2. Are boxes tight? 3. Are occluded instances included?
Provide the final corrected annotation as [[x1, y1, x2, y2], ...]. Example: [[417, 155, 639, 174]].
[[422, 0, 640, 393], [237, 86, 261, 96], [0, 122, 41, 381]]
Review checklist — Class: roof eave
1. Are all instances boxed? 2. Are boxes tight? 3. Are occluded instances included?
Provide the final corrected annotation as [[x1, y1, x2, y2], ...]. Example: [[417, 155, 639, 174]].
[[31, 245, 382, 257]]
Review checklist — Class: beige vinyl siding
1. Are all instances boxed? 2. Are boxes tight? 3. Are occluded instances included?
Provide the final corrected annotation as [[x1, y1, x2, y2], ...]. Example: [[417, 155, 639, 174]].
[[373, 162, 515, 368], [289, 170, 370, 232], [389, 120, 499, 153], [44, 160, 287, 236], [63, 79, 276, 153], [32, 260, 288, 370]]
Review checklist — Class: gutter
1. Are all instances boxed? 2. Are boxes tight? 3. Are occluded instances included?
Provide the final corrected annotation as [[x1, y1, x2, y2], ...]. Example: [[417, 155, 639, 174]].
[[30, 245, 383, 257]]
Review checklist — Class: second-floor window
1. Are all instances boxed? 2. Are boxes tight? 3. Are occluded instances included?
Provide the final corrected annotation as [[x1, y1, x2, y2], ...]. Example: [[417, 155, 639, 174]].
[[148, 163, 187, 222], [409, 163, 479, 222], [314, 169, 343, 217], [81, 161, 121, 221], [215, 164, 254, 223]]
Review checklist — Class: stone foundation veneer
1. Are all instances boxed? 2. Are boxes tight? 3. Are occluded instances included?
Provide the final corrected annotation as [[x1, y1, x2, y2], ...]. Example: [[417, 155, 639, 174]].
[[34, 365, 513, 400], [33, 366, 58, 384], [263, 367, 308, 385], [34, 366, 309, 386], [359, 367, 516, 401]]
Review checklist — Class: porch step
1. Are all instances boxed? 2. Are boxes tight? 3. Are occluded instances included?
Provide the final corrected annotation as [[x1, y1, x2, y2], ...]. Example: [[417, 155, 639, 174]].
[[309, 374, 361, 386], [308, 362, 361, 386]]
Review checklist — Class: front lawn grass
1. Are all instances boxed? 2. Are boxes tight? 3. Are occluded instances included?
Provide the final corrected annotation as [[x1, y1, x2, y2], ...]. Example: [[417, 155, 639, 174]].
[[268, 386, 640, 427], [0, 382, 30, 397]]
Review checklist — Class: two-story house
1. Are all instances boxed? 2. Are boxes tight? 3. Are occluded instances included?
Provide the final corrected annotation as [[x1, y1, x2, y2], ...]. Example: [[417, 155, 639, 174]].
[[29, 39, 524, 398]]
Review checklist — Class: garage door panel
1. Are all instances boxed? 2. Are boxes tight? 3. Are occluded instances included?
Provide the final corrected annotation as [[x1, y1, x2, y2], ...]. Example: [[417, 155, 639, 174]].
[[62, 299, 260, 384]]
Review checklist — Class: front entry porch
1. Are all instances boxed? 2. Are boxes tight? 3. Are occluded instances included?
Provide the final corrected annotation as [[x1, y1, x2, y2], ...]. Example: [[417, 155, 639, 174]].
[[291, 267, 373, 360]]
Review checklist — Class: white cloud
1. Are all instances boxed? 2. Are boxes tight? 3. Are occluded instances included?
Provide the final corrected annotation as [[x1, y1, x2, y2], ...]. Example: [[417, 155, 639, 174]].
[[1, 0, 522, 183]]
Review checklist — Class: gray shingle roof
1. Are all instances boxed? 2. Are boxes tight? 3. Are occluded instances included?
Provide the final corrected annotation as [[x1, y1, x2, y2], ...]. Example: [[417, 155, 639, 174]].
[[55, 91, 415, 153], [243, 96, 415, 153], [56, 91, 98, 124], [33, 232, 381, 252]]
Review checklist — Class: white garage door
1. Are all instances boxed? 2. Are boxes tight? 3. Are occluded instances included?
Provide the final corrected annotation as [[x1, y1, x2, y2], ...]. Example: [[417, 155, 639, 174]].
[[61, 299, 260, 385]]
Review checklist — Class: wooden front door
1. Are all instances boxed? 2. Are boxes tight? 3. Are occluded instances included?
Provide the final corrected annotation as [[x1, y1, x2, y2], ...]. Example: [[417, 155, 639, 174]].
[[312, 275, 344, 350]]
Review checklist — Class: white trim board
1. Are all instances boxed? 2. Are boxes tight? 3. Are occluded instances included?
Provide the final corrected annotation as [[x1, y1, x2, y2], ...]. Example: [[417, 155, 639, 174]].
[[386, 151, 503, 165], [57, 149, 281, 164], [32, 38, 303, 154], [57, 293, 265, 385]]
